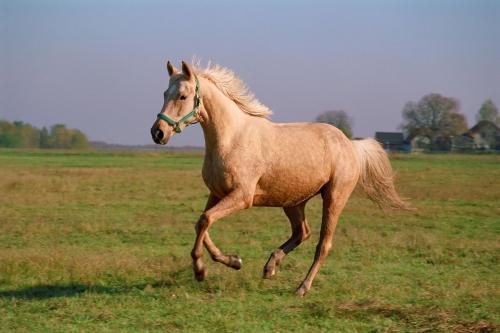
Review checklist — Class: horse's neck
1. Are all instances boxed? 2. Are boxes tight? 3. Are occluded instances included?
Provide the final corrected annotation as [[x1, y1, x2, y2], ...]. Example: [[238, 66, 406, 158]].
[[199, 79, 248, 151]]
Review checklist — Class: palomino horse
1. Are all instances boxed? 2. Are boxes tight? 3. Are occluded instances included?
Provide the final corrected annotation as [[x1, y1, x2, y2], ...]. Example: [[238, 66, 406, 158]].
[[151, 61, 410, 296]]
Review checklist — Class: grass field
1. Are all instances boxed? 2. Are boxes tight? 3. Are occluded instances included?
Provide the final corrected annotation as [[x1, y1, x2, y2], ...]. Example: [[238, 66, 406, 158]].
[[0, 149, 498, 332]]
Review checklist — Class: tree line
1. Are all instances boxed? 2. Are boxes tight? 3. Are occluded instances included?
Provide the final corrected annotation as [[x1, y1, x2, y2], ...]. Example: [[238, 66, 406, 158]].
[[315, 96, 499, 144], [0, 120, 90, 149]]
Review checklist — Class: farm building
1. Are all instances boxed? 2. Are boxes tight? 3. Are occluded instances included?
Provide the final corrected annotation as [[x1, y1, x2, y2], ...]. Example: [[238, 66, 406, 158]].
[[409, 135, 452, 152], [409, 135, 430, 152], [374, 121, 500, 153], [375, 132, 411, 152], [452, 120, 500, 151]]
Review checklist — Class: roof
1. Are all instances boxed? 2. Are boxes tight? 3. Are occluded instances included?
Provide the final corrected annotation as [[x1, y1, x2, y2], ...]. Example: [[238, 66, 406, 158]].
[[375, 132, 405, 144], [468, 120, 500, 133], [462, 120, 500, 138]]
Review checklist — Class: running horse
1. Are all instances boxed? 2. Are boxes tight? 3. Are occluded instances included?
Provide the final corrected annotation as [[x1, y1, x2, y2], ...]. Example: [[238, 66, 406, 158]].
[[150, 61, 410, 296]]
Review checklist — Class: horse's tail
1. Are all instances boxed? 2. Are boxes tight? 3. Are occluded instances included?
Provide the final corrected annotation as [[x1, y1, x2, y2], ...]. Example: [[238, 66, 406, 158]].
[[352, 138, 412, 210]]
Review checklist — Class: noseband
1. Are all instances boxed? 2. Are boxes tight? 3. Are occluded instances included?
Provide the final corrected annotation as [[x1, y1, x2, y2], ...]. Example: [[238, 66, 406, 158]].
[[157, 76, 201, 133]]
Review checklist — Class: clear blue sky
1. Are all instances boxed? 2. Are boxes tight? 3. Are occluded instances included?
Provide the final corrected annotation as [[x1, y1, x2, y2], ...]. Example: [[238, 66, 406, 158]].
[[1, 0, 499, 145]]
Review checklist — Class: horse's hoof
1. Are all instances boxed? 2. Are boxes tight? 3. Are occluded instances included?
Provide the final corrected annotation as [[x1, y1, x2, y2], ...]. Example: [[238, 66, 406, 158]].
[[194, 266, 207, 281], [229, 255, 242, 270], [263, 266, 275, 279], [295, 285, 308, 297]]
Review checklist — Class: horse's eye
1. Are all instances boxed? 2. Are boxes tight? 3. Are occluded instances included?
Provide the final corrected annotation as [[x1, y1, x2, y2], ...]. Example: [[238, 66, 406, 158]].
[[179, 95, 187, 100]]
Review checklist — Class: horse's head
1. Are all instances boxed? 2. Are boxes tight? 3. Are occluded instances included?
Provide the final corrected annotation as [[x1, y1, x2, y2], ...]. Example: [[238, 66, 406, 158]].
[[151, 61, 201, 145]]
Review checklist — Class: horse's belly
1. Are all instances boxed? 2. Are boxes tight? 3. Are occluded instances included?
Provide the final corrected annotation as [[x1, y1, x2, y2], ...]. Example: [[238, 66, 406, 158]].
[[253, 172, 328, 207], [252, 192, 317, 207]]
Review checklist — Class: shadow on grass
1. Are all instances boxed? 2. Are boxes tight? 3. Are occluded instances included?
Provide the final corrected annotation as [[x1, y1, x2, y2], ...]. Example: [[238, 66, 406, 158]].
[[0, 281, 180, 300], [0, 284, 116, 300], [0, 266, 194, 300], [0, 279, 179, 300]]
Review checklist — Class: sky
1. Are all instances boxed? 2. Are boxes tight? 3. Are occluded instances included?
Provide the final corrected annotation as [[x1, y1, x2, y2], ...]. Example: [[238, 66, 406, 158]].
[[1, 0, 499, 146]]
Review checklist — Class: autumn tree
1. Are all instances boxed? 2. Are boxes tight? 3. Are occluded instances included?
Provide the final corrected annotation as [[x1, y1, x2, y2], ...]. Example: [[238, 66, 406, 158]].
[[48, 124, 89, 149], [401, 93, 468, 146], [39, 127, 50, 148], [0, 120, 22, 147], [315, 110, 353, 138], [0, 120, 40, 147], [476, 99, 499, 125], [14, 121, 40, 147], [0, 120, 89, 149], [68, 129, 90, 149]]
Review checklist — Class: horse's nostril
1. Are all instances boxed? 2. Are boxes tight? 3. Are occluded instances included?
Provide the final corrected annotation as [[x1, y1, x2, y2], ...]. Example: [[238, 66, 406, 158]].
[[155, 129, 164, 140]]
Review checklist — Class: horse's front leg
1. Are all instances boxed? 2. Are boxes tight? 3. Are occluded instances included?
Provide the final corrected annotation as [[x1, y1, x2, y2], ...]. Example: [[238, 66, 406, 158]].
[[191, 188, 253, 281], [201, 193, 243, 270]]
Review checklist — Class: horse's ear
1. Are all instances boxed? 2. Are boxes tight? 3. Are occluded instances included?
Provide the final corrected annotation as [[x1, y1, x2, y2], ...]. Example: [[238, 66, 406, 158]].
[[166, 61, 179, 77], [181, 61, 194, 79]]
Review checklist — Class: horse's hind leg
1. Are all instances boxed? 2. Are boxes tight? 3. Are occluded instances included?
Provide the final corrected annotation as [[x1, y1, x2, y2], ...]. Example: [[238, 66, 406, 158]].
[[296, 182, 354, 297], [263, 201, 310, 278]]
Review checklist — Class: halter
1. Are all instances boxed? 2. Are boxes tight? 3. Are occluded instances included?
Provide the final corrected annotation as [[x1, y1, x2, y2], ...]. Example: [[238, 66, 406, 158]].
[[157, 76, 201, 133]]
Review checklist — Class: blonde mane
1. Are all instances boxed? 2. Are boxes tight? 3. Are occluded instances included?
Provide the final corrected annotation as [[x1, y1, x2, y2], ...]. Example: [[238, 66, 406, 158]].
[[193, 63, 272, 118]]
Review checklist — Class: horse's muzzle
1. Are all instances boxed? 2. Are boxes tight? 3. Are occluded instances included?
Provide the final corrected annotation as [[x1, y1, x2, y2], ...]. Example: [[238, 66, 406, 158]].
[[154, 128, 164, 142], [151, 125, 165, 145]]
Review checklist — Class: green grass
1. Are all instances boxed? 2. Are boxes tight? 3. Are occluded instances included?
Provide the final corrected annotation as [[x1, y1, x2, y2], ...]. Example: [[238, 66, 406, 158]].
[[0, 149, 498, 332]]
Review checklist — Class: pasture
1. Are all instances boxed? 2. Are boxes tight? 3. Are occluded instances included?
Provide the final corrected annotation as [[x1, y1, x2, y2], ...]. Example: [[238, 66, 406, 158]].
[[0, 149, 498, 332]]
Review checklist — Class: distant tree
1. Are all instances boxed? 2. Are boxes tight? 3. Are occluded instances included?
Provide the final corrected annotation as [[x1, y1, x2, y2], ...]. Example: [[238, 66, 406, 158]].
[[476, 99, 499, 125], [0, 120, 40, 148], [0, 120, 22, 147], [0, 120, 90, 149], [39, 127, 50, 148], [401, 93, 468, 145], [315, 110, 353, 138], [14, 121, 40, 147], [48, 124, 89, 149], [439, 112, 468, 137], [49, 124, 72, 148], [69, 129, 90, 149]]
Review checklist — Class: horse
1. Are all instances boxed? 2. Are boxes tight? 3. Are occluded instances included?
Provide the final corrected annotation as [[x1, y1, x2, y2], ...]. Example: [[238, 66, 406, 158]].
[[150, 60, 410, 296]]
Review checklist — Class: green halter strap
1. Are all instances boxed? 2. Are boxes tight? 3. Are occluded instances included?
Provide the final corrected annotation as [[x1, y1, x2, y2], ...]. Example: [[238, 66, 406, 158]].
[[157, 76, 201, 133]]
